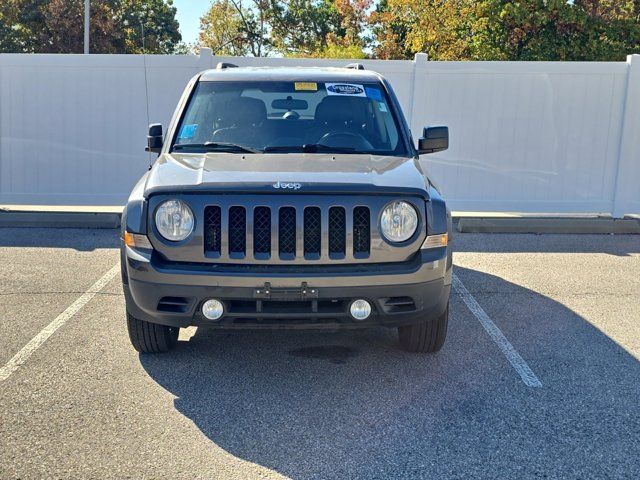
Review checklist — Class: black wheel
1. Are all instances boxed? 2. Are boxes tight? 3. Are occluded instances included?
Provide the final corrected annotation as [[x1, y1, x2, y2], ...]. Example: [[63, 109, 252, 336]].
[[398, 303, 449, 353], [126, 313, 178, 353]]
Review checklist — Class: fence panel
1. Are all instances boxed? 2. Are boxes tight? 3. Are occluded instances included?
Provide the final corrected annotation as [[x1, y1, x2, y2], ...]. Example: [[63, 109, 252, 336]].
[[414, 59, 629, 213], [0, 51, 637, 215]]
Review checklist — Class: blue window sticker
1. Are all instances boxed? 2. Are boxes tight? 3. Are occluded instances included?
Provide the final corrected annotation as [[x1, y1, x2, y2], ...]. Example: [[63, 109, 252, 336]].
[[179, 124, 198, 139], [365, 87, 382, 101], [378, 101, 388, 112]]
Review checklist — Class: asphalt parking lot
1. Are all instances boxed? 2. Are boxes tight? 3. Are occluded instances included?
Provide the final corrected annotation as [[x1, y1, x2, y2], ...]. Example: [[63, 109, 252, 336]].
[[1, 228, 639, 479]]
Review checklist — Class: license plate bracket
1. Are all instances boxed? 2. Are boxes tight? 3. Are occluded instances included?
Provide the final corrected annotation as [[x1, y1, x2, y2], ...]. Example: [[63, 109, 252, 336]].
[[254, 282, 319, 301]]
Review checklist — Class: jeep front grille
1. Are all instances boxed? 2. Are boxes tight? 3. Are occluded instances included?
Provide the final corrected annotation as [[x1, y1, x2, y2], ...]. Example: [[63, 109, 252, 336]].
[[353, 206, 370, 255], [303, 207, 321, 257], [328, 207, 346, 257], [204, 206, 221, 252], [253, 206, 271, 255], [204, 203, 370, 261], [278, 207, 297, 258], [228, 206, 246, 255]]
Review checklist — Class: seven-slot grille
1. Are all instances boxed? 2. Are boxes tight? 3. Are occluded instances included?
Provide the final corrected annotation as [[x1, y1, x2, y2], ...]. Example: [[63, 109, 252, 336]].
[[204, 204, 371, 260]]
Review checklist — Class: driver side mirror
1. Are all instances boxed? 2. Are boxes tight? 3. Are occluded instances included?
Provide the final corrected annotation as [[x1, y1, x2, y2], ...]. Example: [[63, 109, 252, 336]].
[[418, 126, 448, 155], [146, 123, 163, 154]]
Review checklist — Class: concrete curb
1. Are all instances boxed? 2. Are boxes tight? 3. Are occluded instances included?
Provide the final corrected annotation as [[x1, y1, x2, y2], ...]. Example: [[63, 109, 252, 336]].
[[456, 217, 640, 234], [0, 211, 121, 229]]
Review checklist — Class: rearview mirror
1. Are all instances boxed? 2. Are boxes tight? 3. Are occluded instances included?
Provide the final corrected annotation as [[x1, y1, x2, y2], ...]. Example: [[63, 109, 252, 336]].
[[418, 126, 448, 155], [146, 123, 163, 154], [272, 97, 308, 110]]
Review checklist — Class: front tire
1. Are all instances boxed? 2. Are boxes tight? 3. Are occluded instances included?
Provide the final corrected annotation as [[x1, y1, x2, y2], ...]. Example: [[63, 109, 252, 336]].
[[398, 303, 449, 353], [127, 313, 178, 353]]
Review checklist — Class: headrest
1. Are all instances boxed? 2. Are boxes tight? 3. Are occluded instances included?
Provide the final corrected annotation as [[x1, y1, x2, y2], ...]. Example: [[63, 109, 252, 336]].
[[225, 97, 267, 126], [314, 96, 368, 125]]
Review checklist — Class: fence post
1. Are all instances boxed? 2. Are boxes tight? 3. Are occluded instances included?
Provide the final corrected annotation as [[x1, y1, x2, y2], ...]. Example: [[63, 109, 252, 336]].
[[612, 54, 640, 217], [199, 47, 214, 71]]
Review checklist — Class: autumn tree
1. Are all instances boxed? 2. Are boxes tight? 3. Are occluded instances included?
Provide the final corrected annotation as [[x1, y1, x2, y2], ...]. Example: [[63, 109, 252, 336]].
[[370, 0, 413, 59], [372, 0, 640, 61], [198, 0, 370, 58], [42, 0, 121, 53], [0, 0, 182, 53], [199, 0, 270, 56]]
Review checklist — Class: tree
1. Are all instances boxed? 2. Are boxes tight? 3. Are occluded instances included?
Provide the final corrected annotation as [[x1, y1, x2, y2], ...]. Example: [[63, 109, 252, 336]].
[[42, 0, 121, 53], [198, 0, 370, 57], [572, 0, 640, 60], [117, 0, 182, 54], [199, 0, 270, 56], [0, 0, 182, 54], [372, 0, 485, 60], [372, 0, 640, 61], [262, 0, 336, 56], [370, 0, 414, 59], [1, 0, 52, 52]]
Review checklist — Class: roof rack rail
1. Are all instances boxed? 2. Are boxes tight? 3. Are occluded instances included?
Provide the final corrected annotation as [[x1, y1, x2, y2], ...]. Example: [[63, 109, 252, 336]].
[[216, 62, 238, 70], [344, 63, 365, 70]]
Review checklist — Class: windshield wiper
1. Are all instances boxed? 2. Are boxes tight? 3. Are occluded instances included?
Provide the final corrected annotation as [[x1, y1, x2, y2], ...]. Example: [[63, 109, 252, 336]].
[[172, 142, 260, 154], [263, 144, 357, 154]]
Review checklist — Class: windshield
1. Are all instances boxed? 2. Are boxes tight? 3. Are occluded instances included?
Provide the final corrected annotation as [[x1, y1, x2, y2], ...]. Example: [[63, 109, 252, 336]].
[[171, 80, 407, 155]]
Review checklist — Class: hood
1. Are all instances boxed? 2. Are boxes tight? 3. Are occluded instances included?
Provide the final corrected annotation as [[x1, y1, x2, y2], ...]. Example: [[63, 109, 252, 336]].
[[144, 153, 429, 198]]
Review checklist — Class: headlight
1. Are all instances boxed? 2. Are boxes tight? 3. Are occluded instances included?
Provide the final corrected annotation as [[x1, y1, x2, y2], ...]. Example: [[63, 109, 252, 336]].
[[380, 201, 418, 243], [155, 199, 194, 241]]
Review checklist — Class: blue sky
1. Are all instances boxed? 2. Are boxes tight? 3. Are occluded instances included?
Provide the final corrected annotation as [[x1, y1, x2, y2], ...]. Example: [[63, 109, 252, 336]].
[[173, 0, 210, 45]]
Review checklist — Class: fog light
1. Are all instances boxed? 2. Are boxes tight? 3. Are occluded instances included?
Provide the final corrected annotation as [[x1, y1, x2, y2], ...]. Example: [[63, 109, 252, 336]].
[[350, 299, 372, 320], [202, 299, 224, 320]]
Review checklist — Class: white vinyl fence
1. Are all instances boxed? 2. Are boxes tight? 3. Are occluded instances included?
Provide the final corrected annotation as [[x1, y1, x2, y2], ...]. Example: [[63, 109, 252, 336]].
[[0, 49, 638, 216]]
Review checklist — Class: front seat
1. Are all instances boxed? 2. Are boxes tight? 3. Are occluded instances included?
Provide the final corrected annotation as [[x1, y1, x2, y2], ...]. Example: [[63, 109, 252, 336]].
[[211, 97, 267, 147], [306, 96, 369, 144]]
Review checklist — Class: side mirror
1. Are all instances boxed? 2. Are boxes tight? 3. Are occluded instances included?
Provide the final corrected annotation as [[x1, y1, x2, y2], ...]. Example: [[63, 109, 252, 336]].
[[146, 123, 163, 154], [418, 126, 448, 155]]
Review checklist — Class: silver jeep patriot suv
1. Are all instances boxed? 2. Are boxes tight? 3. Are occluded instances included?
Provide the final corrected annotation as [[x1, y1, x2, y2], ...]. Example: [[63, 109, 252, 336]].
[[121, 63, 452, 354]]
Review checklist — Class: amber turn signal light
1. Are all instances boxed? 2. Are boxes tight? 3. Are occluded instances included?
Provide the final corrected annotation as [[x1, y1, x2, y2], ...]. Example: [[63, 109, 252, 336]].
[[421, 233, 448, 249], [124, 232, 153, 249]]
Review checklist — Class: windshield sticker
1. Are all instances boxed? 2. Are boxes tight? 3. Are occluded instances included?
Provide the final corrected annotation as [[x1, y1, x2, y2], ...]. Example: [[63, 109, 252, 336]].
[[378, 102, 388, 112], [294, 82, 318, 91], [365, 87, 382, 101], [179, 124, 198, 139], [325, 83, 366, 97]]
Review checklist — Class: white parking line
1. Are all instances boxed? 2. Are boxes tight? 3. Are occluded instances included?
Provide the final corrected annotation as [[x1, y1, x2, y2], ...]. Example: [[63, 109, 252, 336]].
[[0, 264, 120, 383], [452, 273, 542, 388]]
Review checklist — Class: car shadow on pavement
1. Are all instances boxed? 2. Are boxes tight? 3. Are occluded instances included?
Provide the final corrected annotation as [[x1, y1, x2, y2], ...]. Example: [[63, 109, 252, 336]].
[[139, 266, 640, 479], [0, 227, 119, 251]]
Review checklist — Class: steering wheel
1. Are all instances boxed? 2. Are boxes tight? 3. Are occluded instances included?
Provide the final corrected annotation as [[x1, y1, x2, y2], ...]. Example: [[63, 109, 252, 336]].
[[318, 132, 374, 150], [282, 110, 300, 120]]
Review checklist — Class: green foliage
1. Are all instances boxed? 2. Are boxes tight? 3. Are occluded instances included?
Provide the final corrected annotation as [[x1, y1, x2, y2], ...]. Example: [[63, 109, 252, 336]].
[[0, 0, 182, 53], [199, 0, 370, 57], [199, 0, 270, 56], [2, 0, 638, 59], [268, 0, 342, 56], [310, 42, 367, 59], [374, 0, 640, 61], [118, 0, 182, 54]]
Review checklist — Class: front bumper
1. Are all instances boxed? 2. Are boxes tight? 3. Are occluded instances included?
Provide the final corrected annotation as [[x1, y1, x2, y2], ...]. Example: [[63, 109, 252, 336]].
[[122, 245, 451, 330]]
